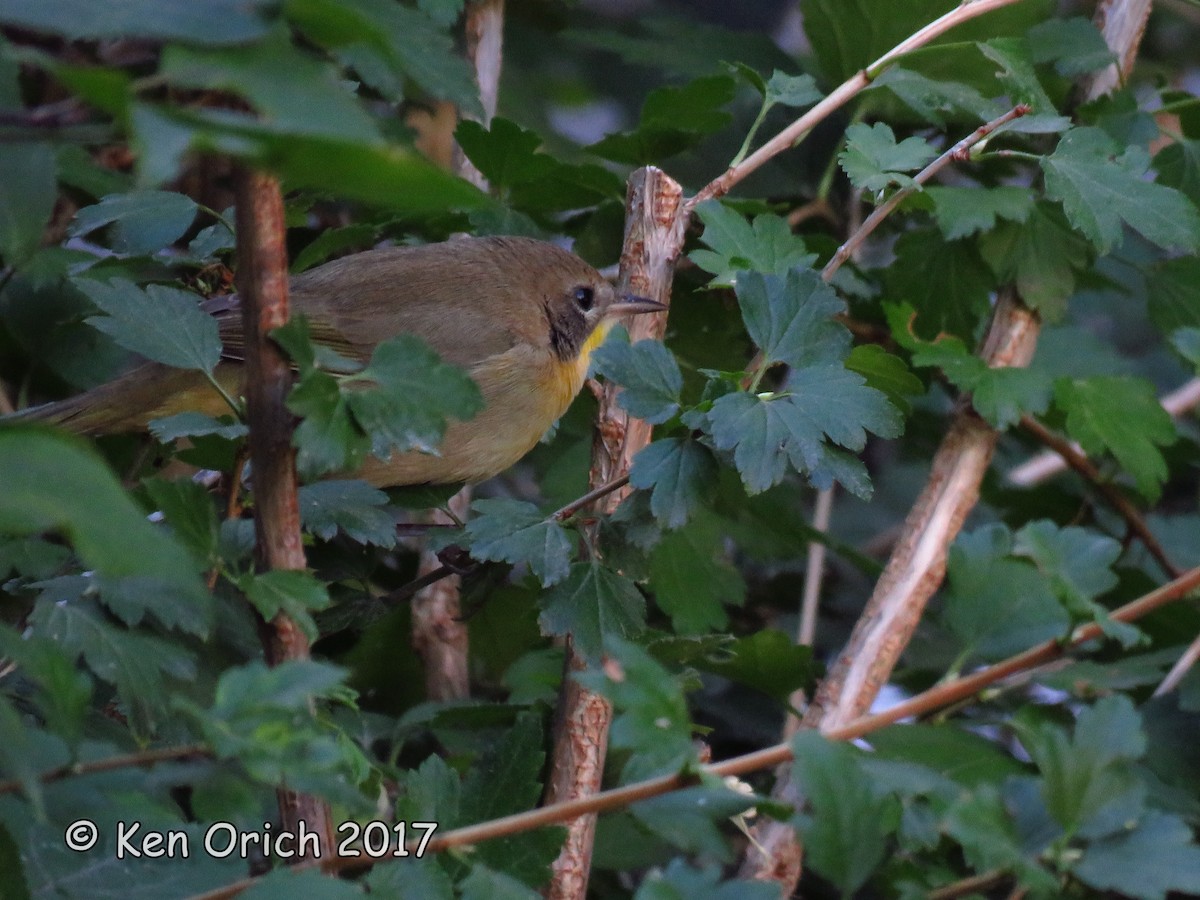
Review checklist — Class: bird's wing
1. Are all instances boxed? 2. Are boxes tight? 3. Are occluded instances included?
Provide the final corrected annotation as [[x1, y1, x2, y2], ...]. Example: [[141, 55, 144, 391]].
[[212, 245, 526, 369]]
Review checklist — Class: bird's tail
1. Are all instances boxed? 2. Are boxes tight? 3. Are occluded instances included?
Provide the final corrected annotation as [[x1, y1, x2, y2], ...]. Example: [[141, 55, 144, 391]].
[[4, 364, 233, 435]]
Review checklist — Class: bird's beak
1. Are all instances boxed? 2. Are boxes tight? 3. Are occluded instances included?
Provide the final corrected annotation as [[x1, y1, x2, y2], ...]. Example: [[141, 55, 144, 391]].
[[607, 294, 667, 316]]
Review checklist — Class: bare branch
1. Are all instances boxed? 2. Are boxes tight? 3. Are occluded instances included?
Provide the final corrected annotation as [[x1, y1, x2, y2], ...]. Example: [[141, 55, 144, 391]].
[[1009, 377, 1200, 487], [1018, 415, 1181, 579], [822, 104, 1030, 279], [688, 0, 1028, 208], [184, 562, 1200, 900], [235, 167, 333, 856], [545, 166, 685, 900]]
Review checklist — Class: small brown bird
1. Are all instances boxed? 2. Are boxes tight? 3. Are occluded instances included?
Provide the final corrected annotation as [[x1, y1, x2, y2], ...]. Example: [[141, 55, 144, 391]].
[[15, 236, 664, 485]]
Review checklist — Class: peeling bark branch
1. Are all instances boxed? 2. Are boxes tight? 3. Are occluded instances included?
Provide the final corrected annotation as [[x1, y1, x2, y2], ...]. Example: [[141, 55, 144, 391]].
[[235, 167, 333, 857], [545, 166, 685, 900]]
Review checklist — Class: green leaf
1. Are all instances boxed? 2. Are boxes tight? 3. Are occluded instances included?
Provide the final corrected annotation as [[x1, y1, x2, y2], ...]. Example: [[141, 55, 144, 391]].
[[1017, 695, 1146, 836], [0, 428, 207, 602], [241, 869, 366, 900], [942, 525, 1069, 660], [845, 344, 922, 415], [1026, 17, 1115, 77], [69, 191, 199, 255], [129, 102, 487, 217], [903, 331, 1051, 429], [287, 0, 481, 113], [160, 34, 379, 143], [1042, 127, 1200, 254], [460, 713, 564, 887], [0, 142, 56, 266], [764, 70, 822, 108], [648, 513, 744, 634], [1154, 138, 1200, 208], [297, 480, 396, 547], [735, 268, 846, 369], [693, 629, 812, 702], [978, 202, 1090, 321], [347, 334, 484, 457], [634, 859, 777, 900], [456, 118, 622, 213], [839, 122, 937, 194], [706, 368, 900, 495], [0, 697, 50, 819], [240, 570, 330, 642], [886, 229, 994, 339], [629, 437, 717, 529], [791, 731, 899, 896], [30, 596, 195, 735], [465, 498, 574, 587], [148, 412, 248, 442], [0, 0, 274, 43], [924, 185, 1034, 240], [77, 278, 222, 374], [630, 785, 758, 859], [591, 328, 682, 425], [396, 754, 461, 826], [540, 562, 646, 662], [289, 370, 369, 477], [578, 638, 696, 781], [978, 38, 1056, 114], [458, 867, 541, 900], [1174, 327, 1200, 370], [1074, 812, 1200, 900], [869, 68, 996, 128], [1146, 257, 1200, 334], [589, 75, 736, 166], [0, 628, 92, 750], [1013, 520, 1122, 622], [869, 724, 1025, 788], [364, 860, 454, 900], [689, 201, 816, 287], [1054, 376, 1176, 501], [143, 477, 220, 567]]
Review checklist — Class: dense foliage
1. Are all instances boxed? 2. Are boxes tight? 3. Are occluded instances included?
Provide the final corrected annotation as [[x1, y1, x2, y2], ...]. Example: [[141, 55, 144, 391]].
[[2, 1, 1200, 897]]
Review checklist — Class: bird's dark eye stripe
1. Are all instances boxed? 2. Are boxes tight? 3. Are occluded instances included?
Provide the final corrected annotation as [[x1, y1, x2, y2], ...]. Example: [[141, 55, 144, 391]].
[[574, 286, 595, 310]]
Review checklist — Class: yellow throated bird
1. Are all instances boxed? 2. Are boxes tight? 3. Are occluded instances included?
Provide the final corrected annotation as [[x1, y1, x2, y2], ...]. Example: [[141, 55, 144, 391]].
[[13, 236, 664, 485]]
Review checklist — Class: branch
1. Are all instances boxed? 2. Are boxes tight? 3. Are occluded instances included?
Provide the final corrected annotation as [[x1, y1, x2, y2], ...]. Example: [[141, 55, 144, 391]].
[[0, 744, 210, 797], [688, 0, 1027, 208], [184, 562, 1200, 900], [738, 0, 1156, 885], [822, 104, 1030, 279], [1154, 631, 1200, 696], [235, 167, 333, 856], [545, 166, 685, 900], [1008, 377, 1200, 486], [1018, 415, 1181, 579]]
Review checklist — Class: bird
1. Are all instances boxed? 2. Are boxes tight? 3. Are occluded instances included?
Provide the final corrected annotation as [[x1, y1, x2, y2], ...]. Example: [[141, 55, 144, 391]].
[[11, 235, 665, 486]]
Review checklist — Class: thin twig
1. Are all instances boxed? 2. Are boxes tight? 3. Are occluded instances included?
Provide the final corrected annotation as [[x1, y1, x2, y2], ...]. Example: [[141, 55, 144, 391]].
[[798, 487, 834, 648], [688, 0, 1027, 208], [188, 562, 1200, 900], [1153, 631, 1200, 696], [1009, 377, 1200, 486], [552, 473, 630, 522], [1019, 415, 1181, 579], [929, 870, 1012, 900], [0, 744, 210, 796], [822, 104, 1030, 279]]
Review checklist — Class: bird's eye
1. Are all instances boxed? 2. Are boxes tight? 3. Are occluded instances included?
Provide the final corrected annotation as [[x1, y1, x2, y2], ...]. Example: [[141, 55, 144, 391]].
[[573, 286, 595, 311]]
